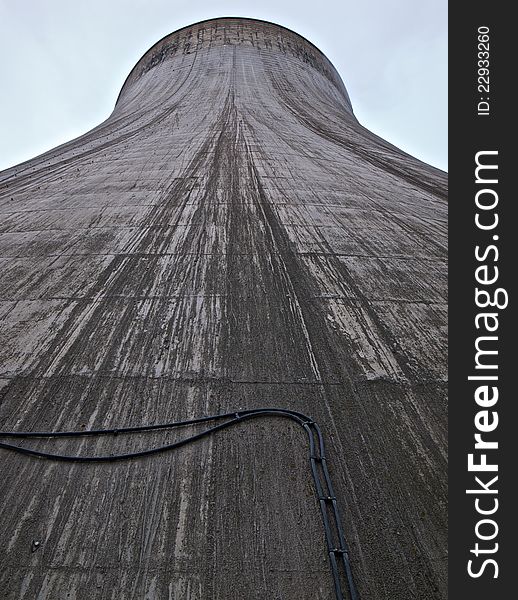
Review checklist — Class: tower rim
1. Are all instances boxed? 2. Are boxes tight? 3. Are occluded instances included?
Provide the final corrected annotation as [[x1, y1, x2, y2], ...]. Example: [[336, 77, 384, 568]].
[[115, 16, 350, 108]]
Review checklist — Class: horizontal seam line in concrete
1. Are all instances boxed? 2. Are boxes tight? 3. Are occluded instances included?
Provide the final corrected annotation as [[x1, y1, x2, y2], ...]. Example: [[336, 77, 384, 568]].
[[0, 252, 448, 261], [0, 374, 448, 385], [0, 296, 447, 304], [1, 565, 333, 574]]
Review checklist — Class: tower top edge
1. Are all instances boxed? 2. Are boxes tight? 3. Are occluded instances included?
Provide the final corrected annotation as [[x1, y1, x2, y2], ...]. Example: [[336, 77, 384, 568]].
[[115, 16, 352, 109]]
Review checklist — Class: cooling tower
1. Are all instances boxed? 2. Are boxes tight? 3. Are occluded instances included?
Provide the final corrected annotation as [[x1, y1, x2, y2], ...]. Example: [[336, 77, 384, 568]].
[[0, 17, 447, 600]]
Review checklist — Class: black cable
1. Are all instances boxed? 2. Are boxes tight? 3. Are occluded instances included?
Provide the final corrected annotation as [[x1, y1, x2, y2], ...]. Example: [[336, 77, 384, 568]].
[[0, 408, 359, 600]]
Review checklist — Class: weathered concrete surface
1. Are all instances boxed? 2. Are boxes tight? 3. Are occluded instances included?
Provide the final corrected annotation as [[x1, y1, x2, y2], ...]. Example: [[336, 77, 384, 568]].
[[0, 17, 447, 600]]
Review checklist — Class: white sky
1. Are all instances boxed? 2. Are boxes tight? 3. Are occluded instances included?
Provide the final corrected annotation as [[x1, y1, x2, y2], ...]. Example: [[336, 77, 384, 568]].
[[0, 0, 447, 172]]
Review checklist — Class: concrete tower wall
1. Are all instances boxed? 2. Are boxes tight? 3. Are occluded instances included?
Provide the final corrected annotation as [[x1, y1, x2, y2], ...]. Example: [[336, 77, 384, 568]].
[[0, 18, 447, 600]]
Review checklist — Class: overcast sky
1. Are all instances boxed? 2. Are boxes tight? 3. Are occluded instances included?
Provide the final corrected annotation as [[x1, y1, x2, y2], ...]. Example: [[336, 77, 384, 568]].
[[0, 0, 447, 172]]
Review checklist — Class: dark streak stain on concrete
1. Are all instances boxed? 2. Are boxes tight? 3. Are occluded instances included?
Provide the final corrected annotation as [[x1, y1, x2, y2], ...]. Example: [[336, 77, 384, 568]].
[[0, 17, 447, 600]]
